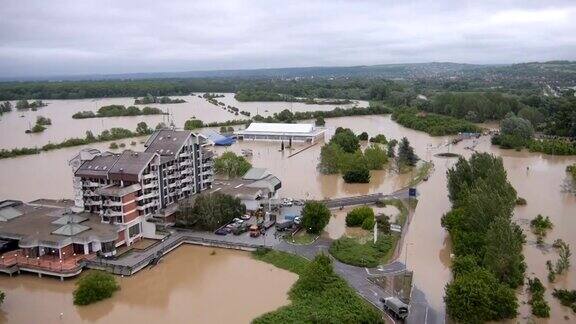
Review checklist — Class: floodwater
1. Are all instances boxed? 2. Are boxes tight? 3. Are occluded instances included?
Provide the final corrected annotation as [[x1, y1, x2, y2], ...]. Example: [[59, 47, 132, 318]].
[[0, 245, 297, 324], [0, 93, 366, 150], [1, 107, 576, 322]]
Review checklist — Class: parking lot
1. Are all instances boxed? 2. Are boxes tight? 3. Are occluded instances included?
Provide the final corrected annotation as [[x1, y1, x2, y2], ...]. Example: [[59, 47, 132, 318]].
[[212, 201, 305, 245]]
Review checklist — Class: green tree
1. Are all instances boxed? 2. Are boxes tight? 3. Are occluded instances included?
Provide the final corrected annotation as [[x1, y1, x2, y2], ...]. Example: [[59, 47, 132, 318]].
[[73, 271, 120, 305], [343, 167, 370, 183], [155, 122, 166, 130], [346, 206, 374, 227], [301, 201, 330, 234], [387, 139, 397, 158], [319, 143, 344, 174], [276, 109, 295, 123], [483, 217, 526, 288], [184, 118, 204, 130], [0, 290, 4, 304], [369, 134, 387, 144], [364, 144, 388, 170], [176, 192, 246, 230], [397, 137, 417, 166], [357, 132, 369, 141], [0, 101, 12, 113], [315, 116, 325, 126], [214, 151, 252, 178], [135, 121, 152, 135], [16, 100, 29, 110], [445, 269, 518, 323], [330, 128, 359, 153]]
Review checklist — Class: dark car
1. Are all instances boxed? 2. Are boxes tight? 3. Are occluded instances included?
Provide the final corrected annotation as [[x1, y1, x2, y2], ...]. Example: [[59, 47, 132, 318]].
[[214, 227, 228, 235], [276, 220, 294, 232], [233, 223, 249, 235]]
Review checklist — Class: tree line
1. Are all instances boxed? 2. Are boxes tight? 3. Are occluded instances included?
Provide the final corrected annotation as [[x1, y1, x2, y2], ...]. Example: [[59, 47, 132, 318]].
[[72, 105, 165, 119], [442, 153, 525, 323]]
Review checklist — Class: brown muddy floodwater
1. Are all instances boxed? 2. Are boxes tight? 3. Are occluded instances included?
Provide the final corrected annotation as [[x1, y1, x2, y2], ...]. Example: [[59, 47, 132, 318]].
[[1, 111, 576, 323], [0, 94, 366, 150], [0, 245, 297, 324]]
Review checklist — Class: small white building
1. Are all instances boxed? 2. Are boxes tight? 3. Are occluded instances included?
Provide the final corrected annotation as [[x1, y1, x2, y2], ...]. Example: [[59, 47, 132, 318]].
[[236, 123, 326, 143]]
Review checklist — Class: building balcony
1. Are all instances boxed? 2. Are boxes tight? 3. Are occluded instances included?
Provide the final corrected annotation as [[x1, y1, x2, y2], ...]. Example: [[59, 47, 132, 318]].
[[181, 168, 192, 175], [182, 176, 193, 183], [101, 209, 122, 217], [138, 200, 159, 210], [143, 180, 159, 190], [167, 165, 178, 171], [102, 199, 122, 207], [168, 181, 180, 189], [0, 250, 96, 275], [143, 173, 157, 180], [85, 199, 102, 206], [201, 176, 214, 183], [82, 180, 101, 187], [138, 191, 159, 200], [179, 151, 192, 158], [179, 160, 192, 167]]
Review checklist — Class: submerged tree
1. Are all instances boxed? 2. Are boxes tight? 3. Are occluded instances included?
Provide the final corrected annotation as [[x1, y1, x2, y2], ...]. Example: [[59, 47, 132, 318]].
[[397, 137, 418, 166], [214, 151, 252, 178]]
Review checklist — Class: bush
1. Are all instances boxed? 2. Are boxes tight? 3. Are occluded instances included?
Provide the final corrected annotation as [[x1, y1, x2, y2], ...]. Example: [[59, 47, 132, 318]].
[[343, 167, 370, 183], [184, 118, 204, 130], [214, 151, 252, 178], [369, 134, 387, 144], [361, 217, 375, 230], [357, 132, 369, 141], [528, 277, 550, 318], [73, 271, 120, 305], [345, 206, 374, 227], [109, 142, 119, 149], [0, 290, 4, 305], [515, 197, 527, 205], [300, 201, 331, 234]]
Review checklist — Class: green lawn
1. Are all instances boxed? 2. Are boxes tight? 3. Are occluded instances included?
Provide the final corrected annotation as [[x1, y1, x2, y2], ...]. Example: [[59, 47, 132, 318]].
[[329, 235, 394, 268], [289, 231, 318, 245]]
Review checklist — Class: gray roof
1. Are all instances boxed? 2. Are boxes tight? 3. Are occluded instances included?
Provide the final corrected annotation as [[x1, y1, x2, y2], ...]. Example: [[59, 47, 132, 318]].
[[52, 214, 88, 225], [52, 223, 91, 236], [109, 150, 156, 181], [144, 129, 193, 162], [243, 167, 269, 180], [0, 207, 23, 222], [75, 154, 120, 178], [98, 183, 142, 197], [0, 203, 119, 248]]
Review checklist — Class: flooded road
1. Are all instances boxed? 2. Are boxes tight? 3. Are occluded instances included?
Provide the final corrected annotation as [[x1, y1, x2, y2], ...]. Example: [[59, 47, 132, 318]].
[[0, 245, 297, 324], [1, 110, 575, 322], [0, 94, 365, 150]]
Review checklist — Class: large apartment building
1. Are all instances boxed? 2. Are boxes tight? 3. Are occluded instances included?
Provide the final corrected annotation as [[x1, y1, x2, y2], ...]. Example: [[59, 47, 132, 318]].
[[69, 129, 214, 247]]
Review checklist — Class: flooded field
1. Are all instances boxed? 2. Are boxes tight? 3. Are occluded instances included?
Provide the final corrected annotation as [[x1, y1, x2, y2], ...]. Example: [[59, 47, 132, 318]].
[[0, 94, 365, 150], [0, 245, 297, 324], [1, 111, 575, 322]]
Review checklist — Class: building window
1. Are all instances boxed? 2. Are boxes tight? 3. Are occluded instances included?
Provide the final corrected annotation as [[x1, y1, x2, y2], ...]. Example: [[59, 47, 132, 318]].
[[128, 224, 141, 238]]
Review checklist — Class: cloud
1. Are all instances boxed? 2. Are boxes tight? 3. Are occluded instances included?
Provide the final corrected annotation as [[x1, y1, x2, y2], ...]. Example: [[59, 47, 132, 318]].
[[0, 0, 575, 78]]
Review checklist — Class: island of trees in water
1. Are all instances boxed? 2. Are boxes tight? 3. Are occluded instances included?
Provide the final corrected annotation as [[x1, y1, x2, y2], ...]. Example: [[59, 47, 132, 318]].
[[72, 105, 165, 119], [134, 94, 186, 105]]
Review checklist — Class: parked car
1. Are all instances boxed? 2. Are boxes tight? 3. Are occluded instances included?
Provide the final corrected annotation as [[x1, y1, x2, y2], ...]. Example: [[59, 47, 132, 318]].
[[249, 224, 261, 237], [276, 220, 294, 232], [240, 214, 251, 220], [233, 218, 243, 224], [294, 199, 305, 206], [233, 223, 249, 235], [214, 227, 228, 235], [281, 198, 293, 207], [294, 216, 302, 225]]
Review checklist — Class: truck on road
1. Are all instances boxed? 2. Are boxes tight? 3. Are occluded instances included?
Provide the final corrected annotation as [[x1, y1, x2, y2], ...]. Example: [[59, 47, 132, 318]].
[[381, 297, 409, 320]]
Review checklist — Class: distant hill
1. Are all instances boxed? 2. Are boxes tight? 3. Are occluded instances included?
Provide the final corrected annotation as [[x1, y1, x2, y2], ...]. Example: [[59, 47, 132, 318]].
[[1, 61, 575, 86]]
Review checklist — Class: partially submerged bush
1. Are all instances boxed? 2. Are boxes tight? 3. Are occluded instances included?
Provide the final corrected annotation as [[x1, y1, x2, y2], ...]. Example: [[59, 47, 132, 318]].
[[73, 271, 120, 306]]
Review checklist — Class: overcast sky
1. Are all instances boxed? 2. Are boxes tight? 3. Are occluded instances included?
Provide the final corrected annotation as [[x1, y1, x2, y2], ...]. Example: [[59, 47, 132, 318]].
[[0, 0, 575, 78]]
